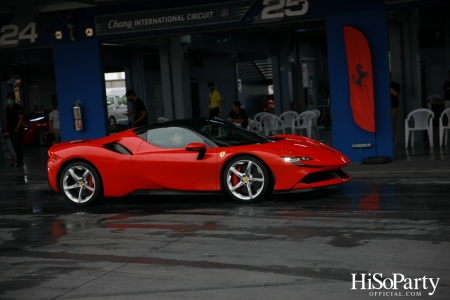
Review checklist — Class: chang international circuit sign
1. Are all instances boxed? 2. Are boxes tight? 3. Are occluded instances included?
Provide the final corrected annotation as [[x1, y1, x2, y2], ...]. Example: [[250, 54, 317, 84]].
[[95, 0, 312, 36], [95, 1, 255, 36], [0, 1, 315, 46]]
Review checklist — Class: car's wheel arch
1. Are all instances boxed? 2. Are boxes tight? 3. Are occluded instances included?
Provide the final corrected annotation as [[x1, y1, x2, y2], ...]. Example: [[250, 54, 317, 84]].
[[219, 153, 275, 193], [56, 158, 104, 196]]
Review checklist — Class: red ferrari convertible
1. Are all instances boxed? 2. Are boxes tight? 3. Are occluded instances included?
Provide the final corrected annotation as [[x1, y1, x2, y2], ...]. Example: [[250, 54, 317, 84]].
[[47, 119, 351, 206]]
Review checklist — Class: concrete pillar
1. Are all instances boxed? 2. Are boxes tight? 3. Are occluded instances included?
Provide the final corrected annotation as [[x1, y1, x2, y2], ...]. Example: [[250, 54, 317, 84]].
[[129, 47, 146, 102], [277, 35, 294, 114], [388, 18, 405, 143], [169, 36, 191, 119], [270, 54, 282, 114], [402, 10, 423, 115], [159, 47, 174, 119], [128, 47, 156, 123], [123, 66, 133, 125], [446, 19, 450, 71], [53, 39, 107, 141]]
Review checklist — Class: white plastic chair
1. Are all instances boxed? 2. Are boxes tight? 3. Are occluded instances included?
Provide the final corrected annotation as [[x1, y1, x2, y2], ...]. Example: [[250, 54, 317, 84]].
[[405, 108, 434, 148], [247, 118, 264, 135], [292, 111, 315, 138], [252, 112, 270, 135], [158, 117, 170, 123], [254, 112, 270, 123], [279, 111, 298, 134], [261, 114, 285, 136], [439, 108, 450, 147], [309, 109, 321, 140]]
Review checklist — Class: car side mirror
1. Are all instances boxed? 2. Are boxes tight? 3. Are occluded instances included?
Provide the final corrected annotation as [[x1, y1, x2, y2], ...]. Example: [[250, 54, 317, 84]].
[[186, 142, 206, 160]]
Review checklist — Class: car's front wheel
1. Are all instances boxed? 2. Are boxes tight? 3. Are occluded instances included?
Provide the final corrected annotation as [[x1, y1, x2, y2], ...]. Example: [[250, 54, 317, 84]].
[[223, 156, 270, 203], [60, 162, 102, 206], [36, 128, 47, 146], [109, 116, 116, 126]]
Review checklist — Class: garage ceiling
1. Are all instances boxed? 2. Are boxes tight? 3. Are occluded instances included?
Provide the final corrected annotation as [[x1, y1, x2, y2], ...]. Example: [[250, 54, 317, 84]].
[[0, 0, 152, 15]]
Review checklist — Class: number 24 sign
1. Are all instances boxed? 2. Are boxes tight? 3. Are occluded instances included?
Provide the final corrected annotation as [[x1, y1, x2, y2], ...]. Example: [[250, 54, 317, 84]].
[[262, 0, 309, 19], [0, 23, 38, 46]]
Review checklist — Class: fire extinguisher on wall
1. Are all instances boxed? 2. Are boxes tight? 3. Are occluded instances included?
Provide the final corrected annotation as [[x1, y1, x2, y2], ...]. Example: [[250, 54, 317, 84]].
[[73, 100, 83, 131]]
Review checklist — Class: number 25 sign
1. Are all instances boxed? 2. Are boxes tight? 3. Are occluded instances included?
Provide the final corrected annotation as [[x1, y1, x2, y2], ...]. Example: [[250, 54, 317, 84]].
[[0, 23, 38, 46], [261, 0, 309, 19]]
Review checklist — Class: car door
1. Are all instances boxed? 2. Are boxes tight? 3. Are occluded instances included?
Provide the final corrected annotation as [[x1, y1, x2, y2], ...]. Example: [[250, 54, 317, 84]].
[[116, 96, 128, 123], [131, 126, 218, 191], [112, 96, 121, 121], [106, 96, 115, 122]]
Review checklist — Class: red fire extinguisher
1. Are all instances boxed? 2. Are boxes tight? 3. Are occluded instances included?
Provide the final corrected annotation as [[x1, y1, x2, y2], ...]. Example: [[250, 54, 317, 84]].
[[73, 100, 83, 131]]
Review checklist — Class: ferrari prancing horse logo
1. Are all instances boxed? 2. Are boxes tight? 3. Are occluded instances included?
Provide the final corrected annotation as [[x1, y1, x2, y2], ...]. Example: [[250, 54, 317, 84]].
[[220, 151, 226, 158]]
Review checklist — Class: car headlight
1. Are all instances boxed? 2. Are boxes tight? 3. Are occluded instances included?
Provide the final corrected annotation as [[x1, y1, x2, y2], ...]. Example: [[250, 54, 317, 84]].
[[282, 156, 313, 166]]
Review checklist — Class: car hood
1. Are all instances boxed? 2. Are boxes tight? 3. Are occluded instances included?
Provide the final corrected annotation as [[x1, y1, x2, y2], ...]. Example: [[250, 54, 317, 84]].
[[261, 134, 350, 167], [22, 120, 40, 127]]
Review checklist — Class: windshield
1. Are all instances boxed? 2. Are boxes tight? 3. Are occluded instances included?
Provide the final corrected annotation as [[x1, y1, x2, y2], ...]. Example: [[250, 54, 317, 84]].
[[192, 120, 270, 147]]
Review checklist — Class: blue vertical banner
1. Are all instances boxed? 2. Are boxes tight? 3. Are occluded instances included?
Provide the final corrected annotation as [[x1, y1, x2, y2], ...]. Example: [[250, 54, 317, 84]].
[[326, 9, 392, 162]]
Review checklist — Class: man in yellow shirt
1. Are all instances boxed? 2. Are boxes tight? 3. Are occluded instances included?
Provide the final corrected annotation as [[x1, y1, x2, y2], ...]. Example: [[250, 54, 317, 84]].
[[203, 82, 222, 119]]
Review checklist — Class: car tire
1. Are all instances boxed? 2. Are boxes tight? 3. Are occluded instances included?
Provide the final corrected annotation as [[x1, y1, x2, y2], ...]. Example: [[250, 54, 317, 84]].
[[109, 116, 116, 126], [59, 162, 102, 206], [222, 156, 270, 203], [36, 127, 47, 146]]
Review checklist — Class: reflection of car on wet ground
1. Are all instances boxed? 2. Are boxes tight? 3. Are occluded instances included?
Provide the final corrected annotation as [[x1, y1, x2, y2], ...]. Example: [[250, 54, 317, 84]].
[[47, 118, 351, 206]]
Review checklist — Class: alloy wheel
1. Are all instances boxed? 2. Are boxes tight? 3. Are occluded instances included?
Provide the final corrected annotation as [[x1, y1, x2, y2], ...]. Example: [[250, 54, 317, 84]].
[[226, 159, 266, 201], [62, 165, 96, 204]]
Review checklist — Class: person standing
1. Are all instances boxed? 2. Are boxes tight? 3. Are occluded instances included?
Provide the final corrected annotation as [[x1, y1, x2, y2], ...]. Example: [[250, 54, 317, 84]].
[[263, 98, 275, 114], [443, 71, 450, 109], [203, 82, 222, 119], [49, 105, 60, 144], [390, 73, 401, 142], [3, 92, 24, 166], [227, 100, 248, 129], [125, 89, 148, 127]]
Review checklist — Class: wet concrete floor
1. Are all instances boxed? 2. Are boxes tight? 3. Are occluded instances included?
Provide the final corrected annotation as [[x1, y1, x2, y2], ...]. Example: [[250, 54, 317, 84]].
[[0, 144, 450, 299]]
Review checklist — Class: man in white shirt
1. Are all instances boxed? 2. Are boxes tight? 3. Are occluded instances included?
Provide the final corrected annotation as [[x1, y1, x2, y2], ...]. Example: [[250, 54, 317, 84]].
[[49, 106, 60, 144]]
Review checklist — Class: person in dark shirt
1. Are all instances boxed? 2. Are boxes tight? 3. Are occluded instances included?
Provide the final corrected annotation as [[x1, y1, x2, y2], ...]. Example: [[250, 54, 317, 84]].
[[3, 92, 25, 166], [125, 89, 148, 127], [228, 100, 248, 129], [390, 73, 401, 143]]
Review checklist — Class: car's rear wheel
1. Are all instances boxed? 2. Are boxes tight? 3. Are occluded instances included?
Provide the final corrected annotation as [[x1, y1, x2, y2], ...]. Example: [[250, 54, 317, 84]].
[[223, 156, 270, 203], [36, 128, 47, 146], [60, 162, 102, 206]]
